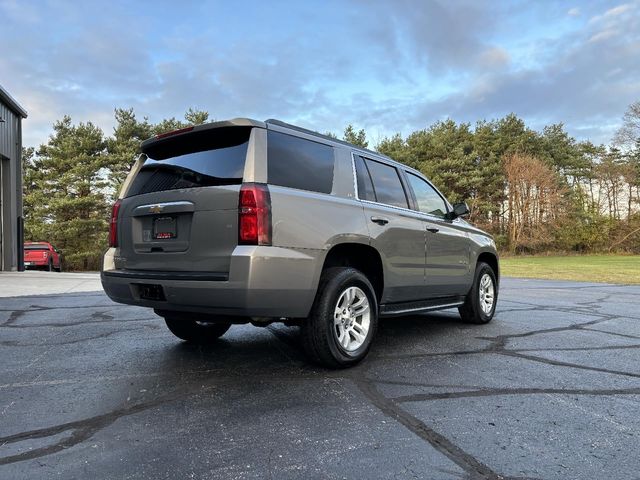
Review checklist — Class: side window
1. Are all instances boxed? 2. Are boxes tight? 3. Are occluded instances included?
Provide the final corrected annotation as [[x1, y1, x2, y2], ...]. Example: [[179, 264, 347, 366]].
[[406, 172, 448, 218], [363, 159, 408, 209], [354, 156, 376, 202], [267, 131, 334, 194]]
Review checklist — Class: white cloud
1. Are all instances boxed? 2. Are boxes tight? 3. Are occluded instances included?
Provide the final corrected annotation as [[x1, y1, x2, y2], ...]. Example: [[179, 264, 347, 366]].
[[604, 3, 633, 17], [590, 2, 635, 24], [567, 7, 580, 16], [589, 29, 618, 43]]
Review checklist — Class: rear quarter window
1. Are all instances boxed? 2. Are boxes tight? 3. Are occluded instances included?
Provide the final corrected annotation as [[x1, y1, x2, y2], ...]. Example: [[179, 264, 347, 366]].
[[267, 131, 334, 194], [354, 156, 376, 202]]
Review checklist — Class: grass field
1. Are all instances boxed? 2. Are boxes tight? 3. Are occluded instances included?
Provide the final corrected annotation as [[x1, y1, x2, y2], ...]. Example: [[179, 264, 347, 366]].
[[499, 255, 640, 284]]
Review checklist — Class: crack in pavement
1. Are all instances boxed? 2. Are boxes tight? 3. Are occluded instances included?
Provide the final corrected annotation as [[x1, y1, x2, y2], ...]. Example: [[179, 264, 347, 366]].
[[0, 305, 127, 327], [512, 344, 640, 352], [497, 298, 640, 320], [0, 304, 155, 330], [579, 327, 640, 340], [391, 387, 640, 403], [0, 318, 154, 329], [499, 350, 640, 379], [0, 390, 195, 466], [351, 376, 506, 480]]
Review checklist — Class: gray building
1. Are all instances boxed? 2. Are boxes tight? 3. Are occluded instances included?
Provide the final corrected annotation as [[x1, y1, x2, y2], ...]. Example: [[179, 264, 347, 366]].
[[0, 85, 27, 271]]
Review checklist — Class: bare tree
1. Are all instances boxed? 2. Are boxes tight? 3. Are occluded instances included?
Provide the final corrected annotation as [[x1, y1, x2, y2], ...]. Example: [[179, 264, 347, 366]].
[[503, 153, 565, 252], [614, 101, 640, 147]]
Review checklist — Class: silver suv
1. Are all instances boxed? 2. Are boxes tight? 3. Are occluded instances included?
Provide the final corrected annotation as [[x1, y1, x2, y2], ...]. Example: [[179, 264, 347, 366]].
[[101, 118, 499, 367]]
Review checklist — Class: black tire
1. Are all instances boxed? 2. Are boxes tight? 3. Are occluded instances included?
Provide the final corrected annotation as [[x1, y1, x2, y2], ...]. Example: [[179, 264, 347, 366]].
[[301, 267, 378, 369], [164, 316, 231, 343], [47, 260, 53, 272], [459, 262, 498, 324]]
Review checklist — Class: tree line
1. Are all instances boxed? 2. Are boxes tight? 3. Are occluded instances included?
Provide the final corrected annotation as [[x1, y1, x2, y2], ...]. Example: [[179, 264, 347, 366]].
[[23, 104, 640, 271]]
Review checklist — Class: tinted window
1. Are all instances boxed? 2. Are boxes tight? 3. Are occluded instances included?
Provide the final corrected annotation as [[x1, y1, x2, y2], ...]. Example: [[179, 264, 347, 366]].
[[354, 156, 375, 201], [364, 159, 408, 208], [267, 131, 334, 194], [25, 245, 50, 251], [407, 173, 448, 217], [128, 130, 249, 197]]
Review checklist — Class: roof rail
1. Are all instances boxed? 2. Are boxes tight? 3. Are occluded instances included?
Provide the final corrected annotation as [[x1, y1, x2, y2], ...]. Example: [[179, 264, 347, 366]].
[[265, 118, 385, 158]]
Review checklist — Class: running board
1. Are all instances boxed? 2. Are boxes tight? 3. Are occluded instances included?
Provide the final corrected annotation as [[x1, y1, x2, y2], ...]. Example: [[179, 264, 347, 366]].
[[379, 296, 465, 317]]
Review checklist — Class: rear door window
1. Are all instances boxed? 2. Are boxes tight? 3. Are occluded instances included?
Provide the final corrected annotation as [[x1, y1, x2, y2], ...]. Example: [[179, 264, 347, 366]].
[[362, 158, 408, 209], [267, 131, 334, 194]]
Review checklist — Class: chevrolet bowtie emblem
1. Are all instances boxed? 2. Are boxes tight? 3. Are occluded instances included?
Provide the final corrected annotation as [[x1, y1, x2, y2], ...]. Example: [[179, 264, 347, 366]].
[[149, 205, 163, 214]]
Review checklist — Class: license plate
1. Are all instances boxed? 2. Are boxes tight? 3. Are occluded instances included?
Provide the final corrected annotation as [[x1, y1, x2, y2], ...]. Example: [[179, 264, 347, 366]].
[[137, 283, 166, 301], [153, 216, 177, 239], [24, 262, 33, 266]]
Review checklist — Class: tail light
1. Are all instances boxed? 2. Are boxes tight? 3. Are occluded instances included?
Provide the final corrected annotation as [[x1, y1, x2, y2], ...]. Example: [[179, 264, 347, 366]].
[[109, 199, 122, 247], [238, 183, 272, 245], [42, 251, 48, 258]]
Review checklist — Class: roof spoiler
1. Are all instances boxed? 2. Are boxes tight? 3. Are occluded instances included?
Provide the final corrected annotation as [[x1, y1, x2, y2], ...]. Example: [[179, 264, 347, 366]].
[[141, 118, 265, 151]]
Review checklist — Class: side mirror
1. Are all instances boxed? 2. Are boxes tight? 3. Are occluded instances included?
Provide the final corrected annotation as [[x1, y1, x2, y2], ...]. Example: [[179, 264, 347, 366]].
[[447, 202, 470, 220]]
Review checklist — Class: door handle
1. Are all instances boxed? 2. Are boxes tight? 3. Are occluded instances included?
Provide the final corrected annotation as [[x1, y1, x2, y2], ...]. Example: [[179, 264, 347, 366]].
[[426, 227, 439, 233], [370, 216, 389, 225]]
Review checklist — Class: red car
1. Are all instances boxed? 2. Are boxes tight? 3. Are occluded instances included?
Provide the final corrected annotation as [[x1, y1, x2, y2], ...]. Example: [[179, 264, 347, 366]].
[[24, 242, 62, 272]]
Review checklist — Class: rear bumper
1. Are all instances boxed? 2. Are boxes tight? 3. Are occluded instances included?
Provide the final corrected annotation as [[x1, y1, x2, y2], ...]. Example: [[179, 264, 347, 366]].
[[101, 245, 323, 318], [24, 260, 48, 267]]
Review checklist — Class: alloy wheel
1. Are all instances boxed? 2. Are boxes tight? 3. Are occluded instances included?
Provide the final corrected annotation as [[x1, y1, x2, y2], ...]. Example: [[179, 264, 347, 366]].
[[333, 286, 371, 352]]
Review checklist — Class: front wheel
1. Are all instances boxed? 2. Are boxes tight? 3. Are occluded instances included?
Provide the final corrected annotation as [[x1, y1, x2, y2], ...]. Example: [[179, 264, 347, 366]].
[[459, 262, 498, 324], [164, 316, 232, 343], [302, 267, 378, 368]]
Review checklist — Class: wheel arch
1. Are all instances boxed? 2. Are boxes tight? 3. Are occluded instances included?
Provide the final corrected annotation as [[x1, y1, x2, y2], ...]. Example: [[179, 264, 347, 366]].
[[477, 251, 499, 285], [320, 243, 384, 302]]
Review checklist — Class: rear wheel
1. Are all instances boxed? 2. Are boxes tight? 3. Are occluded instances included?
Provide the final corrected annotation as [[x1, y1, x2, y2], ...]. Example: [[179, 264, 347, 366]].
[[47, 260, 53, 272], [459, 262, 497, 324], [302, 267, 378, 368], [164, 316, 232, 343]]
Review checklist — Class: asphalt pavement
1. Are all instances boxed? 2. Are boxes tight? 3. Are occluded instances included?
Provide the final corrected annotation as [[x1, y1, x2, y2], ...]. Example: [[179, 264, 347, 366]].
[[0, 272, 639, 479]]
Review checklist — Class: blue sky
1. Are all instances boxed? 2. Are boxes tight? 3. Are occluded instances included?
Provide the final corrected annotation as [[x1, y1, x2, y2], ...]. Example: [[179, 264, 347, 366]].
[[1, 0, 639, 148]]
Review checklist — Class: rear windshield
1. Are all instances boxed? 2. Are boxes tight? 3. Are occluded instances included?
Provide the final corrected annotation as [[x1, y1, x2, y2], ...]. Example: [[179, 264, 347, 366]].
[[25, 245, 49, 251], [127, 127, 250, 197]]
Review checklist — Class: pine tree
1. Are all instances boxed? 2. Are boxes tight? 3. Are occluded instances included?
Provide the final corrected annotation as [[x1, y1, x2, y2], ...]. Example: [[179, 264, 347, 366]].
[[107, 108, 153, 199], [343, 124, 368, 148], [25, 116, 109, 270]]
